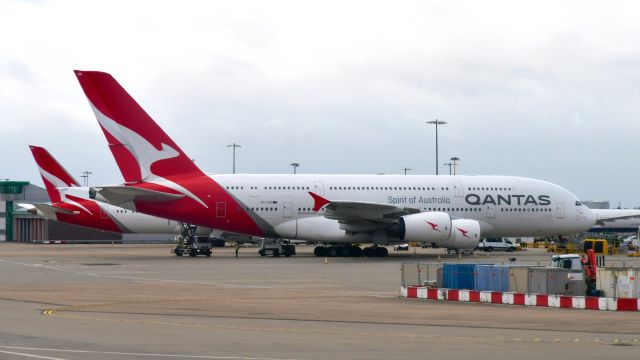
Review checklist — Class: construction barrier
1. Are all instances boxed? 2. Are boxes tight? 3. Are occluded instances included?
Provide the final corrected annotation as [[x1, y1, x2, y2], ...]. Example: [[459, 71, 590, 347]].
[[400, 286, 640, 311]]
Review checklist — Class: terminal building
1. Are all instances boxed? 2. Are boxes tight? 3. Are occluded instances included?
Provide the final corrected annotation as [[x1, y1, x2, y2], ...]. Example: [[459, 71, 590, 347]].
[[0, 180, 123, 242], [582, 200, 610, 209]]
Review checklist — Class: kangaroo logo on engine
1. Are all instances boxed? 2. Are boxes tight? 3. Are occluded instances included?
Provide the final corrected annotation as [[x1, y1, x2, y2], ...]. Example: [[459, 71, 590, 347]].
[[425, 220, 441, 232]]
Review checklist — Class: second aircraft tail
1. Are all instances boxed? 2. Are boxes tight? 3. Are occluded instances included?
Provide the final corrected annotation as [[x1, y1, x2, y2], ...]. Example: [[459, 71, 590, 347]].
[[29, 145, 81, 203]]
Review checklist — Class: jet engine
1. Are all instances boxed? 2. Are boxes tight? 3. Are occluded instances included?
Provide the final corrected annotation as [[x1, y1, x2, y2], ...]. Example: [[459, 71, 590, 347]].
[[387, 212, 452, 243], [449, 219, 481, 249], [386, 212, 481, 249]]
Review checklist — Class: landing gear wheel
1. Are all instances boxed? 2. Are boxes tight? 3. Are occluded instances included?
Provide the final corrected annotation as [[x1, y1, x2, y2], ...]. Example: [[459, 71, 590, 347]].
[[363, 247, 374, 257], [349, 246, 363, 257], [327, 246, 338, 257], [339, 247, 351, 257], [375, 247, 388, 257], [314, 246, 326, 257]]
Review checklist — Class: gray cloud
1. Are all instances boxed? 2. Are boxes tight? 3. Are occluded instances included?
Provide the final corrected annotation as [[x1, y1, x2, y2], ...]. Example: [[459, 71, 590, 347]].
[[2, 1, 640, 207]]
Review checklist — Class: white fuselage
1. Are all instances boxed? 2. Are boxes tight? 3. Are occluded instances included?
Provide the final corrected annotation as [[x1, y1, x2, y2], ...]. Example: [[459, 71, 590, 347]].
[[207, 174, 595, 243]]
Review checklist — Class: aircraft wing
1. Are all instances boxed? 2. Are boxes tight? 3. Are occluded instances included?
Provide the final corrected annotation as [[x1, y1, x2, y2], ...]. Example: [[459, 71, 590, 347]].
[[595, 214, 640, 225], [592, 209, 640, 225], [93, 185, 185, 209], [309, 192, 419, 232]]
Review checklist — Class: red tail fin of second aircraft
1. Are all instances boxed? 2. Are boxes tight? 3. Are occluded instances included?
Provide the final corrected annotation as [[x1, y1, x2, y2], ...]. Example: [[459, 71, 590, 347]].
[[29, 145, 80, 203]]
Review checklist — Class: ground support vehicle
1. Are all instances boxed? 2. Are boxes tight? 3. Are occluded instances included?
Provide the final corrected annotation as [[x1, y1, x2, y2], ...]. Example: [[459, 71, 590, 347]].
[[171, 224, 213, 257], [550, 250, 600, 296], [394, 244, 410, 251], [477, 237, 517, 252], [259, 238, 296, 257]]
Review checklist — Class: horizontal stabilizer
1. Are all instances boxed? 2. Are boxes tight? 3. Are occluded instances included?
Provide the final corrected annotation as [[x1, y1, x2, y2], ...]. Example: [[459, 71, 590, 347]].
[[30, 203, 79, 216], [94, 185, 185, 207]]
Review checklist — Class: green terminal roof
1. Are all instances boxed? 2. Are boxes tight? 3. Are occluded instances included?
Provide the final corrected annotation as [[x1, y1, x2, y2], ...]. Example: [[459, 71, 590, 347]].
[[0, 181, 30, 194]]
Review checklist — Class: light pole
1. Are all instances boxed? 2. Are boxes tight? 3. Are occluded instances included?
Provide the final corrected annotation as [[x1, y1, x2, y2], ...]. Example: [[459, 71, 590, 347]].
[[443, 162, 452, 175], [226, 143, 241, 174], [403, 167, 412, 175], [450, 156, 460, 175], [80, 171, 92, 186], [291, 162, 300, 174], [425, 119, 447, 175]]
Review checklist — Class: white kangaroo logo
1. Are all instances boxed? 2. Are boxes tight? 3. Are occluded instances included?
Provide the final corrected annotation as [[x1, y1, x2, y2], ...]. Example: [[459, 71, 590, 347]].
[[90, 103, 208, 208]]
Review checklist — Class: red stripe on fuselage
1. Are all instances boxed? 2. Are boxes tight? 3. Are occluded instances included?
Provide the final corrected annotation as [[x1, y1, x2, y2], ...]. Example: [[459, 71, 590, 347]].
[[129, 175, 264, 237], [55, 196, 122, 233]]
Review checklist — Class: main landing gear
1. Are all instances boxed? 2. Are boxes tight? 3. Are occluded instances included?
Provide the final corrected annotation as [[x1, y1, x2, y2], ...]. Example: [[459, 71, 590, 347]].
[[172, 223, 213, 257], [313, 245, 388, 257]]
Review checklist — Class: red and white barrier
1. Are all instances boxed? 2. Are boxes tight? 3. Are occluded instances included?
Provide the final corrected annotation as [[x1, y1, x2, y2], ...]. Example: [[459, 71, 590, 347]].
[[400, 286, 640, 311]]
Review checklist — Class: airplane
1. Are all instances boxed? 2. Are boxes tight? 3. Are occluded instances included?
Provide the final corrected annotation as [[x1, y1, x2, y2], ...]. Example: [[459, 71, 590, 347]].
[[589, 208, 640, 233], [22, 145, 213, 238], [74, 70, 600, 257]]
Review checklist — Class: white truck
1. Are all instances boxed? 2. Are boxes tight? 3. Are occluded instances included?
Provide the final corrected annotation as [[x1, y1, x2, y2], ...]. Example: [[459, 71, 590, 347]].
[[550, 254, 582, 270], [477, 237, 518, 252]]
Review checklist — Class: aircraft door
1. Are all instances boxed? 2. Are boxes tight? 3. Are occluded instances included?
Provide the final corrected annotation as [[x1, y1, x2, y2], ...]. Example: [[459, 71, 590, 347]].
[[216, 202, 227, 218], [99, 207, 109, 219], [313, 181, 325, 195], [556, 202, 565, 219], [452, 181, 464, 197], [283, 202, 293, 218], [485, 206, 496, 219]]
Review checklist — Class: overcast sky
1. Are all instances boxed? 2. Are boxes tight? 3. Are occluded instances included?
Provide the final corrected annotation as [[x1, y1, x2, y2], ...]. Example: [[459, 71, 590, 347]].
[[2, 0, 640, 207]]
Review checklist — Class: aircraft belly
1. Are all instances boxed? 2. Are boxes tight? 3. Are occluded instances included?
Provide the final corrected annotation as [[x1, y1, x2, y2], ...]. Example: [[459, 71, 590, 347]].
[[291, 216, 372, 243]]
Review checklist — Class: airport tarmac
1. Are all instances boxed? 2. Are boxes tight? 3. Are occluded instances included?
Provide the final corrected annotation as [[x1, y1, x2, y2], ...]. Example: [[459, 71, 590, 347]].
[[0, 243, 639, 360]]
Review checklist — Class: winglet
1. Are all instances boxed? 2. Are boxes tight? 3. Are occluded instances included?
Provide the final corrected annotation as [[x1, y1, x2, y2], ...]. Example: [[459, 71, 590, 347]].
[[308, 192, 330, 212]]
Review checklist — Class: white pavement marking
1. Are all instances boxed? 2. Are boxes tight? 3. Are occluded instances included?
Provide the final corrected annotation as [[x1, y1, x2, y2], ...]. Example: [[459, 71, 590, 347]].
[[0, 346, 306, 360], [0, 349, 69, 360], [0, 259, 277, 290]]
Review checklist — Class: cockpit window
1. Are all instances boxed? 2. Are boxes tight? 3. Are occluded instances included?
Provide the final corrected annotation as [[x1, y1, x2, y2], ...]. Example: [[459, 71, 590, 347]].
[[575, 201, 583, 206]]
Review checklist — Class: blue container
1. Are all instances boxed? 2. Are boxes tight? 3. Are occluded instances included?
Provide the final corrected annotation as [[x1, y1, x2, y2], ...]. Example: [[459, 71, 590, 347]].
[[475, 265, 510, 292], [442, 263, 476, 290]]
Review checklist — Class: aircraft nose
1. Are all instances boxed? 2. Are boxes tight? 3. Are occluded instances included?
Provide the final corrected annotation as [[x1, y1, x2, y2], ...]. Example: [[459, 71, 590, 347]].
[[578, 206, 596, 230]]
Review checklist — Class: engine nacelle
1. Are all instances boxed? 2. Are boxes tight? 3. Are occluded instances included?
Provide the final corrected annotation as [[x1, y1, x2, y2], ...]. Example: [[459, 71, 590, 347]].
[[449, 219, 481, 249], [397, 212, 452, 243]]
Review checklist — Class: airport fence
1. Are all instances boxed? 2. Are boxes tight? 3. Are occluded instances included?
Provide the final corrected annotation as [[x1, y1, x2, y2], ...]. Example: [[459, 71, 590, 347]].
[[400, 262, 441, 287], [401, 261, 640, 298]]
